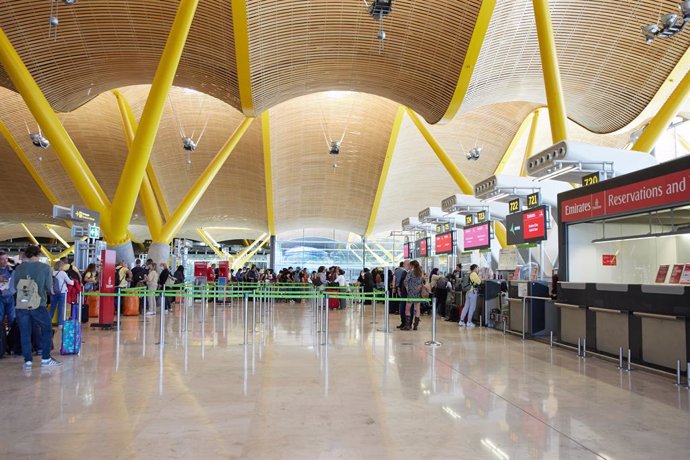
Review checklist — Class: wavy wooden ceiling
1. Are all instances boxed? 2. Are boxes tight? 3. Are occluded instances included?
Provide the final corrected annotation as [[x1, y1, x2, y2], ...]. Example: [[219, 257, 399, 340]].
[[269, 92, 399, 233], [0, 0, 239, 112], [245, 0, 481, 123], [462, 0, 690, 133]]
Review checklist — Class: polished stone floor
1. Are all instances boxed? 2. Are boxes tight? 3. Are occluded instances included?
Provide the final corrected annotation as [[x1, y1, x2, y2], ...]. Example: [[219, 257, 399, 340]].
[[1, 299, 689, 459]]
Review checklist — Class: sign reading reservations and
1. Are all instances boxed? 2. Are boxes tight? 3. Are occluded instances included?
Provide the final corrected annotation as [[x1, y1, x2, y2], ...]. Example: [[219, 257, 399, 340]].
[[463, 222, 490, 250], [434, 231, 454, 255], [403, 242, 410, 259], [561, 168, 690, 222]]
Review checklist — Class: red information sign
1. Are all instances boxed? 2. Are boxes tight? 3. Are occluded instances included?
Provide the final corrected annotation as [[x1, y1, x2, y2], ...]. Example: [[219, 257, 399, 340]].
[[403, 243, 410, 259], [434, 232, 454, 255], [218, 261, 229, 279], [194, 261, 208, 278], [562, 168, 690, 222], [523, 207, 547, 242], [680, 264, 690, 285], [98, 249, 116, 325], [464, 223, 490, 250], [602, 254, 617, 266], [669, 264, 685, 284], [419, 238, 429, 257], [655, 265, 670, 283]]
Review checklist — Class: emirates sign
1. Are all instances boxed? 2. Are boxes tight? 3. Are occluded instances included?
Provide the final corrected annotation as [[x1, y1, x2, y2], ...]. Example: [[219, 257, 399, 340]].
[[561, 168, 690, 223]]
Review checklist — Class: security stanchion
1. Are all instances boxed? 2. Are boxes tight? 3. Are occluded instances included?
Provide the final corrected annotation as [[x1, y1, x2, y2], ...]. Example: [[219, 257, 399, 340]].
[[424, 298, 442, 347], [243, 293, 249, 345], [371, 295, 377, 325], [323, 294, 330, 346]]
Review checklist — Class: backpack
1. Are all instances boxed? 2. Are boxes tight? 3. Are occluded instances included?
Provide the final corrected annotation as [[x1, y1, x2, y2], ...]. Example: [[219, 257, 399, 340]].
[[52, 273, 63, 295], [313, 276, 323, 287], [17, 276, 41, 309], [460, 273, 471, 293], [115, 266, 126, 287]]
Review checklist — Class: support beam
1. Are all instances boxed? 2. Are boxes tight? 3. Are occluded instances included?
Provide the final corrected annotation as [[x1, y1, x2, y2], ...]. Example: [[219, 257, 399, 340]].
[[0, 119, 59, 205], [633, 69, 690, 153], [109, 0, 200, 244], [156, 117, 255, 244], [232, 233, 267, 270], [406, 109, 473, 195], [493, 109, 538, 176], [494, 221, 508, 249], [0, 28, 112, 234], [235, 235, 269, 269], [146, 163, 170, 221], [231, 0, 255, 116], [532, 0, 568, 143], [677, 134, 690, 153], [53, 245, 76, 261], [44, 225, 70, 249], [365, 243, 387, 267], [365, 106, 405, 237], [261, 112, 276, 235], [438, 0, 497, 123], [20, 223, 53, 260], [112, 90, 164, 240], [196, 228, 226, 259], [520, 108, 542, 176]]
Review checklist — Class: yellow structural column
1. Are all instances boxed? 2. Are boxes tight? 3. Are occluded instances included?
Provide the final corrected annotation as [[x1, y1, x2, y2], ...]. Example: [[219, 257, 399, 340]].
[[0, 28, 112, 234], [532, 0, 568, 143], [633, 69, 690, 153], [108, 0, 200, 244], [196, 228, 227, 259], [112, 90, 164, 240], [261, 112, 276, 236], [235, 235, 270, 269], [406, 108, 474, 195], [231, 0, 255, 116], [438, 0, 497, 123], [493, 110, 536, 176], [365, 106, 405, 237], [156, 117, 255, 244], [520, 108, 542, 176]]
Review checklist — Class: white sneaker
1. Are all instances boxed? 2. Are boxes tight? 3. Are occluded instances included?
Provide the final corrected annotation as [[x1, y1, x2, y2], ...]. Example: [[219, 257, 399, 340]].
[[23, 361, 33, 369], [146, 311, 156, 316], [467, 322, 475, 328], [458, 322, 465, 327], [41, 357, 62, 368]]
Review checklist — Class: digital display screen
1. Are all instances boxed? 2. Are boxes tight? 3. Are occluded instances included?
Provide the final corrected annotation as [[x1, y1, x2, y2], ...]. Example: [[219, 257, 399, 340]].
[[463, 222, 491, 251], [523, 205, 547, 242], [403, 242, 410, 259], [435, 232, 455, 255], [417, 238, 430, 257], [506, 212, 524, 246]]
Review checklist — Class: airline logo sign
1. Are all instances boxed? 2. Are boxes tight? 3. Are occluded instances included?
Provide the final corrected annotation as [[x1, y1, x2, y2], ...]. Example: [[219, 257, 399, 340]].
[[562, 169, 690, 223]]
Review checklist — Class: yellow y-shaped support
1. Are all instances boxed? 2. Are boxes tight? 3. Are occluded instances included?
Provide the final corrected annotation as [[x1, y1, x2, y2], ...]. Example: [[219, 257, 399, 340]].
[[109, 0, 200, 244], [20, 223, 54, 260], [196, 228, 227, 259], [520, 108, 542, 176], [232, 233, 267, 270], [0, 28, 112, 234], [112, 90, 164, 240], [407, 108, 509, 248], [633, 69, 690, 153], [231, 0, 255, 116], [365, 106, 405, 237], [155, 117, 255, 244], [493, 109, 538, 176], [261, 112, 276, 235], [235, 235, 270, 269], [532, 0, 568, 143]]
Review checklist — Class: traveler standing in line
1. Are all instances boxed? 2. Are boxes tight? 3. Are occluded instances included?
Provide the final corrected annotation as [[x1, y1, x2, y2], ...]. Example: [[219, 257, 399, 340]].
[[13, 245, 62, 369], [394, 261, 408, 328], [334, 268, 347, 309], [145, 262, 159, 316], [0, 251, 16, 326], [114, 260, 131, 316], [402, 260, 423, 331], [83, 263, 98, 292], [51, 260, 74, 328], [459, 264, 482, 328], [158, 263, 172, 311]]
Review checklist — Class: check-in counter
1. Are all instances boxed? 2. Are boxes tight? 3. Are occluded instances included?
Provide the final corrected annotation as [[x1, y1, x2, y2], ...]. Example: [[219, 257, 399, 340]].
[[558, 282, 689, 372], [507, 280, 554, 337]]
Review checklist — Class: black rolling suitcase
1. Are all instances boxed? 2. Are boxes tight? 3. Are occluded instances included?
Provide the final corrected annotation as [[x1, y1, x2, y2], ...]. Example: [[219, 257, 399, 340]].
[[81, 304, 89, 323]]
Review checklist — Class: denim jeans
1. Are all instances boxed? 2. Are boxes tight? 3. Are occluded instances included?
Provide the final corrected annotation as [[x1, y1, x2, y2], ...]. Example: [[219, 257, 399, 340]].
[[0, 294, 16, 324], [16, 307, 53, 362], [49, 292, 66, 326]]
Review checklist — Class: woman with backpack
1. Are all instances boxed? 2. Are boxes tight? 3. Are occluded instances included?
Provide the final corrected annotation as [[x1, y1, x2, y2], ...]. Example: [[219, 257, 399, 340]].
[[50, 260, 74, 328], [402, 260, 423, 331]]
